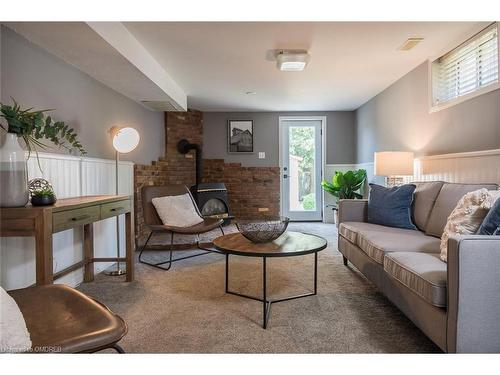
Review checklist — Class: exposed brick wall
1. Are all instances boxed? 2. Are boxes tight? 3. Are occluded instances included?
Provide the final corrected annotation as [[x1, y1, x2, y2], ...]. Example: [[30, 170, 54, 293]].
[[133, 109, 280, 244], [134, 110, 203, 243], [203, 159, 280, 219], [165, 110, 203, 181]]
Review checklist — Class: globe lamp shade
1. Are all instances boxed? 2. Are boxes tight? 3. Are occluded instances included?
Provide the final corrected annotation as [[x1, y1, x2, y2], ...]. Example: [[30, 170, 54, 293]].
[[112, 127, 140, 153]]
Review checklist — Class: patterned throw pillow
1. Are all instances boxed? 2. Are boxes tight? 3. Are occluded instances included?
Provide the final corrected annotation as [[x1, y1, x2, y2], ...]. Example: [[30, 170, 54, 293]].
[[440, 189, 499, 262]]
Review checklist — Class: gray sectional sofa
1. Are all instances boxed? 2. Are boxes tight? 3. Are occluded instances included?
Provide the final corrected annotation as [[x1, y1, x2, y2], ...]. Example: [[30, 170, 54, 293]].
[[338, 181, 500, 353]]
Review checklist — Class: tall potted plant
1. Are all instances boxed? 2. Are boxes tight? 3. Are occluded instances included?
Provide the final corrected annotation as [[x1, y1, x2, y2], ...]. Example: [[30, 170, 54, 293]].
[[0, 98, 86, 207], [321, 169, 367, 225]]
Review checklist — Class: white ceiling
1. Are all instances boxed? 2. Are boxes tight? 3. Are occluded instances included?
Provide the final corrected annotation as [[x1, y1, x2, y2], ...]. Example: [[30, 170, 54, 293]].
[[124, 22, 483, 111], [5, 22, 485, 112]]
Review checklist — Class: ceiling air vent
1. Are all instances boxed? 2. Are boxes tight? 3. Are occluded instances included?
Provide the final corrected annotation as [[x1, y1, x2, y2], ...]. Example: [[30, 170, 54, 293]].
[[398, 38, 424, 51], [141, 100, 183, 112]]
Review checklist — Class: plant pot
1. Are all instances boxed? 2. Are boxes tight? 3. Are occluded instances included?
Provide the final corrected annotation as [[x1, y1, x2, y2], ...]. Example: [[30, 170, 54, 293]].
[[0, 133, 29, 207], [31, 195, 57, 206]]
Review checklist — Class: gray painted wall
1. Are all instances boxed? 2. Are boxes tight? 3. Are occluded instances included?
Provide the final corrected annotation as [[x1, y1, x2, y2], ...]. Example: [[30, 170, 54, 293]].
[[356, 61, 500, 163], [203, 111, 356, 167], [1, 26, 164, 165]]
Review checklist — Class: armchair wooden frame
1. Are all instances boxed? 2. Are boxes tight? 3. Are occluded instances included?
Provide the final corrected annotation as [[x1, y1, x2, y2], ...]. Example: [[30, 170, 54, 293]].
[[138, 185, 224, 271]]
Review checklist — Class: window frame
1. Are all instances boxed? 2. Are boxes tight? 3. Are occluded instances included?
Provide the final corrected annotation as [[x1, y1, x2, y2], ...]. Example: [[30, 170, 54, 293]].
[[428, 22, 500, 113]]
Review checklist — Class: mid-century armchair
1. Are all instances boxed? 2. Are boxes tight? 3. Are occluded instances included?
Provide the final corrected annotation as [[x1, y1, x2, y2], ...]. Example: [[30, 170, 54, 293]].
[[138, 185, 224, 271]]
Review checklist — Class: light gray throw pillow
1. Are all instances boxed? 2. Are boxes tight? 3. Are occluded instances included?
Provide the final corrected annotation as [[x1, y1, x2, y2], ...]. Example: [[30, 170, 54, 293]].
[[152, 194, 204, 228]]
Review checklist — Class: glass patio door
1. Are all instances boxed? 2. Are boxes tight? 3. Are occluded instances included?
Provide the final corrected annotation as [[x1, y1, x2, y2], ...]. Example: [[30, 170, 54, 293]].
[[281, 119, 323, 221]]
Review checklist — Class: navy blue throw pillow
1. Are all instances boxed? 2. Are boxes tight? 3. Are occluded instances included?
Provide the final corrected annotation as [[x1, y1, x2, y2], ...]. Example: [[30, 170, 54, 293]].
[[478, 198, 500, 235], [367, 183, 417, 230]]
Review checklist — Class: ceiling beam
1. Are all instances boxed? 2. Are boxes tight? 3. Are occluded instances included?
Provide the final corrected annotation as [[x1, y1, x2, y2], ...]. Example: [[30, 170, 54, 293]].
[[87, 22, 187, 111]]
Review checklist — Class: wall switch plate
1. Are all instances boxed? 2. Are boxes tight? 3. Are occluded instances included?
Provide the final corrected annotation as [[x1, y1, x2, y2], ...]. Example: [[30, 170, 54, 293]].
[[258, 207, 269, 212], [258, 152, 266, 159]]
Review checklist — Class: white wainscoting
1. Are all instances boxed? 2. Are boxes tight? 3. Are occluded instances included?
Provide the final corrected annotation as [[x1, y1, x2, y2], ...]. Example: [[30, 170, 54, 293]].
[[413, 149, 500, 184], [356, 149, 500, 185], [0, 152, 134, 290], [323, 149, 500, 223]]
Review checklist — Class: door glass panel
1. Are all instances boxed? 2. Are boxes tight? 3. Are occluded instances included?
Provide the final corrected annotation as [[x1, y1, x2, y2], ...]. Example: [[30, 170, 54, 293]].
[[288, 126, 316, 211]]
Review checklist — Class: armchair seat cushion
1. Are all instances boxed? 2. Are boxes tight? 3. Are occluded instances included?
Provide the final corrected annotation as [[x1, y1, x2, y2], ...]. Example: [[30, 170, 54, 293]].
[[8, 285, 127, 353], [148, 217, 223, 234], [339, 222, 440, 264], [160, 217, 224, 234], [384, 252, 447, 307]]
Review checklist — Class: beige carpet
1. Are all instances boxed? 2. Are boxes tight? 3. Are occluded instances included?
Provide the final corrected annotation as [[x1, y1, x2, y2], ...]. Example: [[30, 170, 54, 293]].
[[77, 223, 440, 353]]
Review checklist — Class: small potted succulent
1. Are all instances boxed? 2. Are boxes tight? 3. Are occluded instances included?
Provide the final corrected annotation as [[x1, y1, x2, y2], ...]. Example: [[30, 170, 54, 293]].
[[29, 179, 57, 206], [31, 187, 57, 206]]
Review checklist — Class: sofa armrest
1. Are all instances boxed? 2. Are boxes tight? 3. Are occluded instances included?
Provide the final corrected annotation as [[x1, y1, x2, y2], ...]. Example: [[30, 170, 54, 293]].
[[446, 234, 500, 353], [338, 199, 368, 224]]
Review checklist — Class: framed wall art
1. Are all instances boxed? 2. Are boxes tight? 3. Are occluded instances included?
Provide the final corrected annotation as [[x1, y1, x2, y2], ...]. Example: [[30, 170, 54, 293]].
[[228, 120, 253, 153]]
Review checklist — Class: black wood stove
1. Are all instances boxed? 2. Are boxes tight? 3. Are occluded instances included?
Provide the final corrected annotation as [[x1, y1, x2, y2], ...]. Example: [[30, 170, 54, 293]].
[[191, 183, 232, 222], [177, 139, 232, 223]]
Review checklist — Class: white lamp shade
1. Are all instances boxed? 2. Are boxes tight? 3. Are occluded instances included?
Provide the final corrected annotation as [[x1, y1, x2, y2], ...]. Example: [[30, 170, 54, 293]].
[[374, 151, 414, 176], [112, 127, 140, 153]]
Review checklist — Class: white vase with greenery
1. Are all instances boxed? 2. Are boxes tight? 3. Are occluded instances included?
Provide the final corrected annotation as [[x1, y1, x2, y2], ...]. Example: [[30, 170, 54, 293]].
[[0, 98, 86, 207]]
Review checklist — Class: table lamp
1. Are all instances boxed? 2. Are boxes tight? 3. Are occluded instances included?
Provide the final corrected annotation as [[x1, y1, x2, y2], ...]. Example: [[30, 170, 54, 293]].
[[374, 151, 414, 187], [105, 126, 140, 276]]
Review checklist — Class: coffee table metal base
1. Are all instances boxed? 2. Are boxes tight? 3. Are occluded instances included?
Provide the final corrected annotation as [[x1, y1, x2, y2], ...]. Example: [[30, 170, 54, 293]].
[[224, 252, 318, 329]]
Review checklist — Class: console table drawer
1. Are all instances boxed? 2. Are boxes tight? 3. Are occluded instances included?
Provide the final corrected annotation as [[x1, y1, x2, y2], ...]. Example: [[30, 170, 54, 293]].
[[53, 206, 100, 233], [100, 200, 131, 220]]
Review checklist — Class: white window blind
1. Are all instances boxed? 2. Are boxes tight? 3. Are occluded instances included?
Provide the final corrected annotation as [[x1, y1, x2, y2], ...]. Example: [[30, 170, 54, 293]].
[[432, 23, 498, 107]]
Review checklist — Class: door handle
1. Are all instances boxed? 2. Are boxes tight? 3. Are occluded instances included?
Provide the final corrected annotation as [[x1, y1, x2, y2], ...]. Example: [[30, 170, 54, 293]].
[[283, 174, 288, 179]]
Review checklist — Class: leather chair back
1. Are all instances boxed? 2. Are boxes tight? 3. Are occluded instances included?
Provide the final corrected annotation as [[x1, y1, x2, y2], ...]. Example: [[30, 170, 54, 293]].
[[141, 185, 202, 227]]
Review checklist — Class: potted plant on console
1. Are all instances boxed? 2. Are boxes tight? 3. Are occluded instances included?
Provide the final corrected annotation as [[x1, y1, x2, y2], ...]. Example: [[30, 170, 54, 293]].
[[0, 98, 86, 207], [321, 169, 367, 226]]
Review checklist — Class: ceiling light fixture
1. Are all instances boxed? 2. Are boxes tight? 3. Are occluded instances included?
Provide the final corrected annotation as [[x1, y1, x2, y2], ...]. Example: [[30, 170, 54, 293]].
[[398, 38, 424, 51], [276, 51, 310, 71], [245, 91, 257, 95]]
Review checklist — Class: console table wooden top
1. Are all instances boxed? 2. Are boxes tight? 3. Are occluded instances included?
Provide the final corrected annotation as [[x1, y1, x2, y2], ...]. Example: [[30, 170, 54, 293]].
[[0, 195, 134, 285]]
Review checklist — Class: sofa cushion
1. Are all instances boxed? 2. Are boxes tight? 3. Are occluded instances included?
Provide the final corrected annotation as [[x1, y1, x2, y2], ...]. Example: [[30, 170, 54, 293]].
[[367, 183, 417, 230], [384, 252, 447, 307], [411, 181, 444, 232], [425, 183, 498, 238], [338, 222, 359, 243], [339, 222, 441, 264]]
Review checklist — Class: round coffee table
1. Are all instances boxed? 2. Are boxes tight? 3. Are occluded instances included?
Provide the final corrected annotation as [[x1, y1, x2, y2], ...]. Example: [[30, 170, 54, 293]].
[[213, 231, 327, 329]]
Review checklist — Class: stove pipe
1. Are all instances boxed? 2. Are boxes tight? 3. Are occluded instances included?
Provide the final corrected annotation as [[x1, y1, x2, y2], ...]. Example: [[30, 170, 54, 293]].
[[177, 139, 202, 186]]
